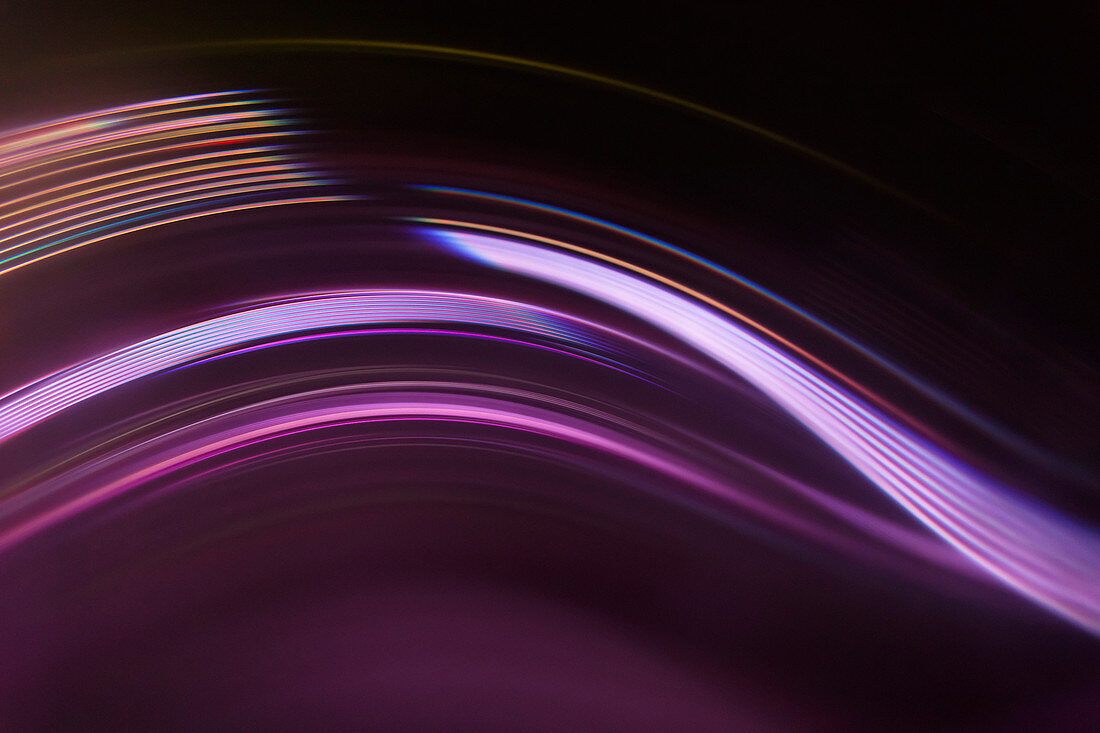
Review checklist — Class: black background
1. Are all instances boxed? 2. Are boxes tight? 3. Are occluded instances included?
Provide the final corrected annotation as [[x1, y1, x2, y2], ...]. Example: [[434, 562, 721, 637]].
[[2, 2, 1094, 362]]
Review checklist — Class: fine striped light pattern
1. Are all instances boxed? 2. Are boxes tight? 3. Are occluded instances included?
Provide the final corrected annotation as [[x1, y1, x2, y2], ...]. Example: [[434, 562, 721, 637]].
[[0, 91, 349, 277], [0, 291, 601, 443], [435, 227, 1100, 635]]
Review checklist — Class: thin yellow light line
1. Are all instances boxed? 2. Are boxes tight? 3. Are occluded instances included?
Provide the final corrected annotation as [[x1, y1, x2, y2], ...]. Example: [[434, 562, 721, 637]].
[[61, 38, 941, 216]]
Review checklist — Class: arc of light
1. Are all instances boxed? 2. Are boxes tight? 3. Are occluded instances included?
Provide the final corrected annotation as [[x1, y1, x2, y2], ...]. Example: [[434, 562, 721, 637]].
[[0, 195, 351, 278], [0, 175, 327, 270], [0, 390, 913, 567], [0, 91, 252, 156], [434, 227, 1100, 634], [0, 108, 289, 176], [0, 291, 601, 444], [0, 156, 305, 233], [0, 168, 319, 257], [0, 119, 295, 187], [412, 192, 1041, 466]]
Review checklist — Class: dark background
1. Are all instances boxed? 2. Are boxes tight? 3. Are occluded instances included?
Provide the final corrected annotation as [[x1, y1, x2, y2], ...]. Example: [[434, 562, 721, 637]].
[[1, 1, 1095, 477], [0, 5, 1097, 730], [2, 2, 1094, 355]]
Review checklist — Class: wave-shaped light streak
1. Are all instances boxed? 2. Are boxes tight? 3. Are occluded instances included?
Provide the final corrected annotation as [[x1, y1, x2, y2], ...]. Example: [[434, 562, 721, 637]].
[[433, 227, 1100, 634]]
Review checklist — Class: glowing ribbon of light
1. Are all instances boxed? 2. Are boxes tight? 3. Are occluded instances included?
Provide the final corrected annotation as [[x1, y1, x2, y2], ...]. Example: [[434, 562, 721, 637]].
[[432, 227, 1100, 634], [410, 189, 1058, 469], [0, 291, 602, 444]]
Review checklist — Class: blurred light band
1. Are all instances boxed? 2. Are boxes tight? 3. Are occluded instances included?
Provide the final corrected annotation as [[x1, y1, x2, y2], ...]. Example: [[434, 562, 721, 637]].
[[432, 226, 1100, 634], [409, 189, 1040, 461]]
